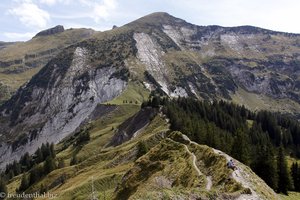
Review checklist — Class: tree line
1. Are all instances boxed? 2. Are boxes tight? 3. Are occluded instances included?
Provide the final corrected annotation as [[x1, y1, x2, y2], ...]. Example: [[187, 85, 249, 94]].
[[142, 96, 300, 194], [0, 127, 91, 194]]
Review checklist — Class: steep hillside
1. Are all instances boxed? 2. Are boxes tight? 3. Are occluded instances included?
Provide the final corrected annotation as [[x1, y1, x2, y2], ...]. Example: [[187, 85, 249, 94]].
[[125, 12, 300, 113], [1, 11, 300, 176], [0, 31, 136, 168], [2, 104, 278, 199], [114, 131, 278, 200], [0, 26, 95, 103]]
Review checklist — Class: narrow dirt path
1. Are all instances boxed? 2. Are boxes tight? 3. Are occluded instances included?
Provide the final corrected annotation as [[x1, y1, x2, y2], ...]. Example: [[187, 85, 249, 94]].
[[212, 148, 260, 200], [184, 145, 202, 176], [182, 136, 212, 191], [206, 176, 212, 190]]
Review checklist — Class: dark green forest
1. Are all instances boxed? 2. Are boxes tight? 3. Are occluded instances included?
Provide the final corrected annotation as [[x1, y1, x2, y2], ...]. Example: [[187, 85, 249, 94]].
[[1, 95, 300, 195], [0, 126, 91, 194], [142, 96, 300, 194]]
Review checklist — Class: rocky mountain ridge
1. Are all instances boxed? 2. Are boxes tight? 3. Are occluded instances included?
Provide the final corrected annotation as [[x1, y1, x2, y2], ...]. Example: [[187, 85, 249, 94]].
[[34, 25, 65, 37], [1, 11, 300, 171], [0, 26, 95, 103]]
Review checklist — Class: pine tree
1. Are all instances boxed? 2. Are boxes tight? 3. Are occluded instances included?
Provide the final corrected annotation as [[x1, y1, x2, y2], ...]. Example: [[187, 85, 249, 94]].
[[50, 143, 56, 158], [291, 162, 300, 191], [20, 153, 31, 170], [151, 96, 160, 108], [70, 155, 78, 166], [231, 129, 251, 165], [39, 184, 48, 193], [137, 141, 148, 158], [18, 174, 29, 192], [251, 142, 278, 190], [277, 145, 291, 194], [35, 147, 43, 163], [41, 143, 48, 159], [29, 165, 42, 185], [0, 178, 7, 200], [12, 160, 21, 175], [43, 157, 56, 174]]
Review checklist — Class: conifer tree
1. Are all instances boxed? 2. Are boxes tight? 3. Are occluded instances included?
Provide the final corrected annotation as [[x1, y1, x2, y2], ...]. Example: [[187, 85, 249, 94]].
[[70, 155, 78, 166], [39, 184, 48, 194], [12, 160, 21, 175], [35, 147, 43, 163], [291, 162, 300, 191], [43, 157, 56, 174], [0, 178, 7, 200], [41, 143, 48, 159], [18, 174, 29, 192], [137, 141, 148, 158], [251, 142, 278, 190], [20, 153, 31, 170], [231, 129, 250, 165], [277, 145, 291, 194], [29, 165, 42, 185], [50, 143, 55, 158]]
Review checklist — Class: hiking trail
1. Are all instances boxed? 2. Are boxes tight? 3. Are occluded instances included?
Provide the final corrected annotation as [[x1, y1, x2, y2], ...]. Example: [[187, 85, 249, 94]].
[[182, 134, 212, 191]]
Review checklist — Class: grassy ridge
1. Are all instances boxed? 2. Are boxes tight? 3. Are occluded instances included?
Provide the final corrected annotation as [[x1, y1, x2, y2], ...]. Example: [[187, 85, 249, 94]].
[[6, 103, 169, 199], [280, 192, 300, 200], [106, 81, 150, 105], [232, 88, 300, 115]]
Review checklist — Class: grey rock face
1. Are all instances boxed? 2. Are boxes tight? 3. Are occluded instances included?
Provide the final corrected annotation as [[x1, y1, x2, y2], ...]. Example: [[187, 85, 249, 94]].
[[35, 25, 65, 37], [108, 107, 156, 147], [132, 14, 300, 102], [0, 46, 127, 169]]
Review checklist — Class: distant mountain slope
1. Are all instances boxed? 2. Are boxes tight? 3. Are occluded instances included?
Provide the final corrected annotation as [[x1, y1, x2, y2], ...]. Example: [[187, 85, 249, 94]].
[[126, 13, 300, 108], [1, 12, 300, 169], [0, 28, 135, 168], [0, 26, 95, 103]]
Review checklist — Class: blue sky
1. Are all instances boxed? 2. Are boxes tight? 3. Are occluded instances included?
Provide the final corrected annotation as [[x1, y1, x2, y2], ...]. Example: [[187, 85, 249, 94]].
[[1, 0, 300, 41]]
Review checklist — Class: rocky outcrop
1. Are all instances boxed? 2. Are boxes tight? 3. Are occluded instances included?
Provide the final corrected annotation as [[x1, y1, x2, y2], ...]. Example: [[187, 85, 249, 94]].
[[0, 31, 136, 168], [0, 48, 59, 74], [34, 25, 65, 37], [130, 12, 300, 103], [108, 107, 156, 146], [0, 47, 127, 168], [0, 28, 96, 104]]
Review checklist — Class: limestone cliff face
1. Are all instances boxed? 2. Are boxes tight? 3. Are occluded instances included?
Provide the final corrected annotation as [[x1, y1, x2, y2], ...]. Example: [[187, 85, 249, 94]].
[[0, 27, 95, 103], [0, 33, 136, 168], [128, 12, 300, 102], [0, 47, 126, 167]]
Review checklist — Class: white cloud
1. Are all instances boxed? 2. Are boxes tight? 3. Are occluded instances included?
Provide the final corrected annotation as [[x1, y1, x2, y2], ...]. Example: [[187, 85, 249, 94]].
[[39, 0, 56, 6], [8, 1, 50, 29], [3, 32, 35, 41], [53, 0, 118, 23], [39, 0, 71, 6], [93, 0, 117, 22], [78, 0, 93, 6]]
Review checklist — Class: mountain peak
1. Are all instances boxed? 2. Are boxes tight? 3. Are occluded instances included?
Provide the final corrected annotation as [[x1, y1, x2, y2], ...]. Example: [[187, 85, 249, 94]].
[[126, 12, 187, 28], [143, 12, 173, 18], [34, 25, 65, 38]]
